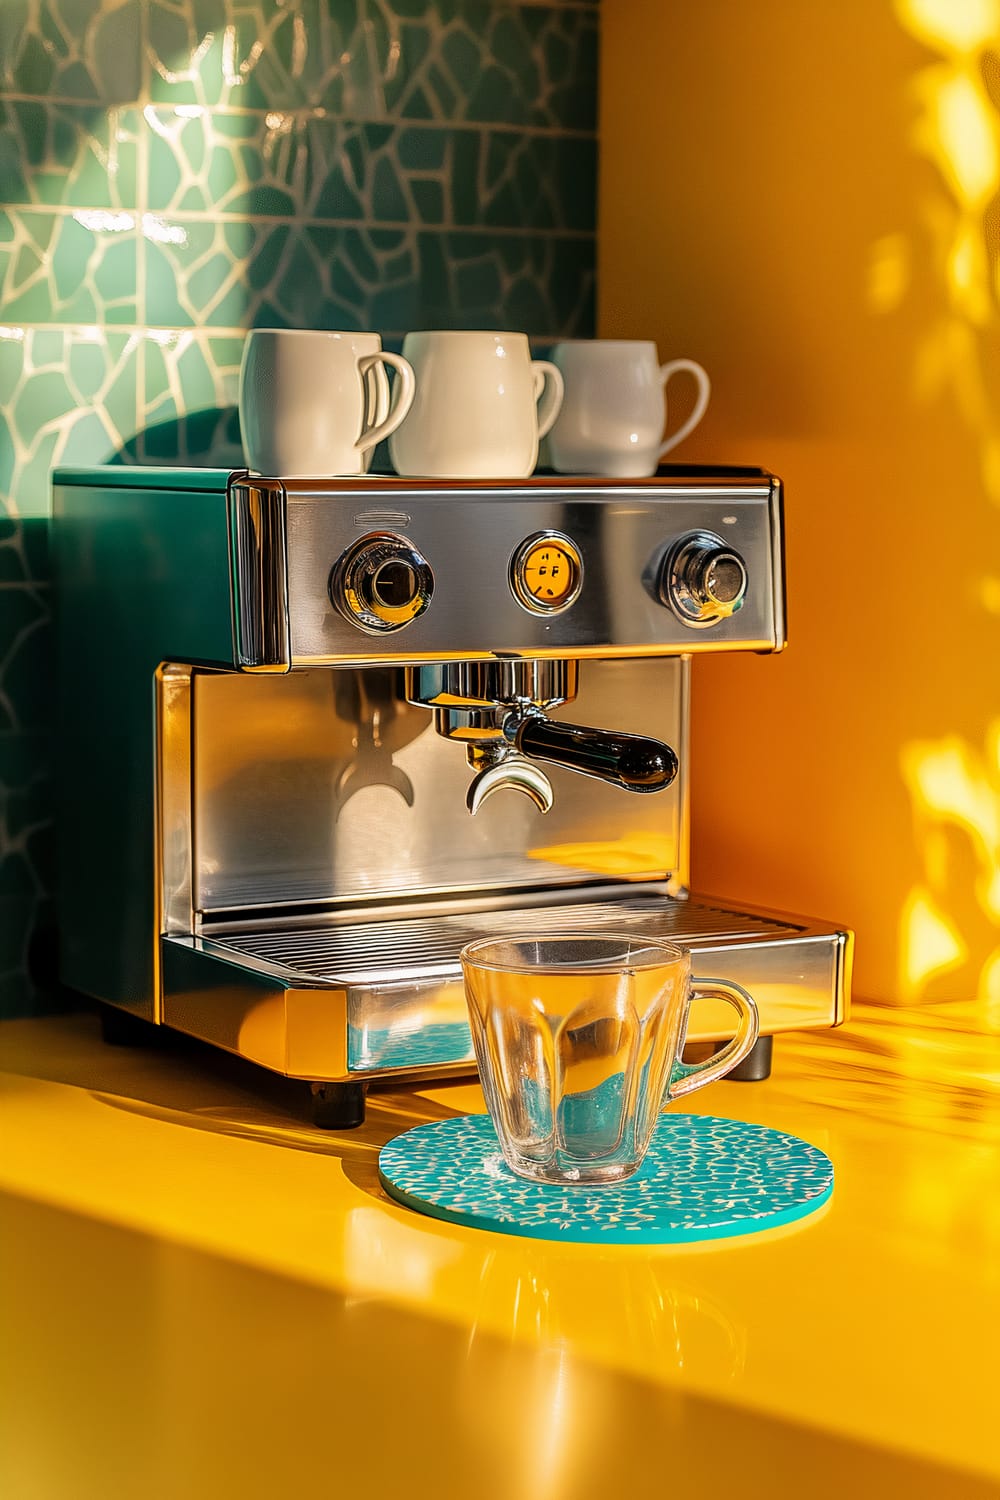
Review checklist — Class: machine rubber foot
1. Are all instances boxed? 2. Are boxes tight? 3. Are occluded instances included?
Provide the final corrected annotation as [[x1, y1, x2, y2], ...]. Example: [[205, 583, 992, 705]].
[[728, 1034, 773, 1082], [98, 1004, 161, 1048], [309, 1080, 368, 1129]]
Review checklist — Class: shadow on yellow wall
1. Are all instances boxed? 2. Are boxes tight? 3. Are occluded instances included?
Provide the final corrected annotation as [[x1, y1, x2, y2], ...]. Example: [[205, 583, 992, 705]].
[[599, 0, 1000, 1015]]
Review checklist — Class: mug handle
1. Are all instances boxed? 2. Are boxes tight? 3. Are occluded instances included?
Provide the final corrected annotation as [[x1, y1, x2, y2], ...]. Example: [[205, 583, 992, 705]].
[[658, 358, 711, 459], [531, 359, 565, 440], [355, 352, 416, 454], [667, 977, 759, 1100]]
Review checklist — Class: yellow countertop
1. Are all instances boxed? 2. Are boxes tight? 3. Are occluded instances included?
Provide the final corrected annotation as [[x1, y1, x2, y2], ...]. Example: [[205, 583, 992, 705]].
[[1, 1003, 999, 1500]]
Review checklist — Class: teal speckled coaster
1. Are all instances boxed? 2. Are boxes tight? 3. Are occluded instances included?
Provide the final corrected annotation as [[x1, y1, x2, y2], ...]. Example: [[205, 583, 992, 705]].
[[378, 1114, 834, 1245]]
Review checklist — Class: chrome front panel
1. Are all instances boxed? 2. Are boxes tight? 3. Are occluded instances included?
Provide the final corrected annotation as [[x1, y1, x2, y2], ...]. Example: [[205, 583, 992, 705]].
[[224, 474, 779, 663], [174, 657, 689, 914], [278, 479, 784, 662], [161, 894, 852, 1081]]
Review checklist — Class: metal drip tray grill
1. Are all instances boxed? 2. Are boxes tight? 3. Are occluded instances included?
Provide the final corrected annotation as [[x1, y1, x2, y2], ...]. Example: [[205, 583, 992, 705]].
[[204, 897, 801, 985]]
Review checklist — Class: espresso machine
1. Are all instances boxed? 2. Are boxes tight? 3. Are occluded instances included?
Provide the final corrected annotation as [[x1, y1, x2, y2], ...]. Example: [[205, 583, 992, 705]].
[[52, 464, 851, 1125]]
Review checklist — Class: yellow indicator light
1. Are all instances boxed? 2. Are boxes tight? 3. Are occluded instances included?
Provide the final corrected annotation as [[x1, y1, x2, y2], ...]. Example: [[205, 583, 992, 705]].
[[511, 532, 583, 613], [523, 542, 574, 604]]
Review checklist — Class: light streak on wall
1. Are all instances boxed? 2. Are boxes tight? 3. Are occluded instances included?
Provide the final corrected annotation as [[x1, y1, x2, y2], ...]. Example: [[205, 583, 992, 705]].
[[891, 0, 1000, 1010]]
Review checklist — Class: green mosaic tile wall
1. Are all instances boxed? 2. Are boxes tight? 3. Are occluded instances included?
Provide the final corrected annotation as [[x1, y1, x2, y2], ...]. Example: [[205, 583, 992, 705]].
[[0, 0, 599, 1015]]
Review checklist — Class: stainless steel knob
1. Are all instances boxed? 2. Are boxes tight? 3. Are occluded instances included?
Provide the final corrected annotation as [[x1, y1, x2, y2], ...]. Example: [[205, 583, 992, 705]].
[[331, 532, 433, 633], [661, 530, 748, 626]]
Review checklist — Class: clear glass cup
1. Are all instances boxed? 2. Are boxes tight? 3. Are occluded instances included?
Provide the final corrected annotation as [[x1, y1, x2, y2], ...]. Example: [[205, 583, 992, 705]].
[[460, 934, 760, 1185]]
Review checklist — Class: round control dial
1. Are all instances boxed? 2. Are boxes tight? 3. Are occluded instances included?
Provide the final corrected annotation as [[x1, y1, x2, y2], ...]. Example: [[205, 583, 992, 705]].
[[331, 532, 434, 633], [510, 531, 583, 614], [662, 530, 748, 626]]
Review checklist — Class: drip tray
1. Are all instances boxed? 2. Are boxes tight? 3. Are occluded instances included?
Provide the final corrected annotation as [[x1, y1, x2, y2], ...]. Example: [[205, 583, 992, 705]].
[[212, 896, 802, 982], [161, 894, 851, 1082]]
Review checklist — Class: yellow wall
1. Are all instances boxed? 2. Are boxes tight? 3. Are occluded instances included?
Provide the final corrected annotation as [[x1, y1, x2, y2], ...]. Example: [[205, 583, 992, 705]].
[[600, 0, 1000, 1010]]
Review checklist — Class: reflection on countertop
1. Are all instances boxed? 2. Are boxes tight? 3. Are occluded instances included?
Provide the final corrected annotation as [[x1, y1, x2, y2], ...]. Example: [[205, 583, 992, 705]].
[[1, 1003, 999, 1500], [782, 996, 1000, 1126]]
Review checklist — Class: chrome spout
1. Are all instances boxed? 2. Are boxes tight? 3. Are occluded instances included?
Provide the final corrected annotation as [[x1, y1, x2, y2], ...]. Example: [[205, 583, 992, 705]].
[[466, 743, 554, 815]]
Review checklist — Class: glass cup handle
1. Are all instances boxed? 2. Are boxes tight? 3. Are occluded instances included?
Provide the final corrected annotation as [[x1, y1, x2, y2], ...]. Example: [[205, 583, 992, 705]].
[[668, 978, 760, 1100], [356, 352, 416, 453]]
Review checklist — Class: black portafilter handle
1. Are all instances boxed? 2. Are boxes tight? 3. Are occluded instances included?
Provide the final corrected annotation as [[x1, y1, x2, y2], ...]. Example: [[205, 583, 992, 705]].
[[510, 715, 679, 794]]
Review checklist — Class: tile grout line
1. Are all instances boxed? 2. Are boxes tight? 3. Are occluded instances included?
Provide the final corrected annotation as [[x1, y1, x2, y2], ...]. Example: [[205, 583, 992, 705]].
[[3, 204, 597, 238], [0, 326, 589, 341], [137, 0, 149, 445], [0, 93, 598, 141]]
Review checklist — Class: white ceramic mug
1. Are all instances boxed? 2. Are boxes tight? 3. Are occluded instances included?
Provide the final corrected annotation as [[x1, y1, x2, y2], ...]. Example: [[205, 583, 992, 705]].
[[388, 330, 564, 479], [547, 340, 711, 478], [239, 329, 416, 476]]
